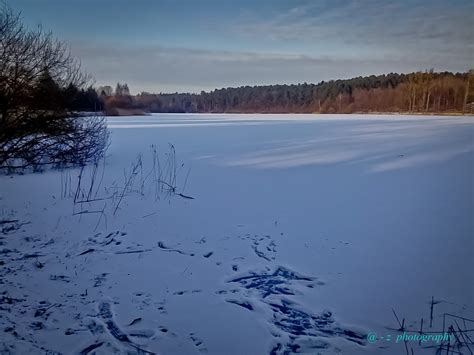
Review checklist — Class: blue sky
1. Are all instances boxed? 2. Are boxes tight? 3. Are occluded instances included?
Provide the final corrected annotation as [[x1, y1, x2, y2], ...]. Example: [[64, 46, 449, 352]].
[[11, 0, 474, 93]]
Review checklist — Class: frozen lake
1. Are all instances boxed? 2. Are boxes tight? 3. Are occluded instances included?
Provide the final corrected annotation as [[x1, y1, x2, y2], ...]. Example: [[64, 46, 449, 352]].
[[1, 114, 473, 354]]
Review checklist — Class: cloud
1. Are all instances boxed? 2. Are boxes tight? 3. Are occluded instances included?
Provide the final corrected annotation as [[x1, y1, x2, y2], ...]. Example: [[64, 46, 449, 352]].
[[70, 39, 471, 94], [64, 0, 473, 93], [232, 0, 473, 59]]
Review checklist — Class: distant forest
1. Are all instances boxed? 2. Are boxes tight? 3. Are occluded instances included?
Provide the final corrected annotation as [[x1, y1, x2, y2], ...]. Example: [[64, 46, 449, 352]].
[[97, 70, 473, 115]]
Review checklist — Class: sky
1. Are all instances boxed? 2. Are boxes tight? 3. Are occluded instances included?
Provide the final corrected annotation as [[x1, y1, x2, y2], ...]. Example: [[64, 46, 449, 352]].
[[10, 0, 474, 94]]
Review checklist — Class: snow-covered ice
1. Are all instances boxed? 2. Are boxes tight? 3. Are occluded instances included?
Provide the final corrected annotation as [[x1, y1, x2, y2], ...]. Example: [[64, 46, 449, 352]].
[[0, 114, 473, 354]]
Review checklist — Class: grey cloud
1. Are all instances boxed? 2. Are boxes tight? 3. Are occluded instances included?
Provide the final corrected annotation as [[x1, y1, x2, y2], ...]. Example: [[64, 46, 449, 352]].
[[65, 0, 473, 93], [70, 41, 470, 94], [232, 0, 473, 58]]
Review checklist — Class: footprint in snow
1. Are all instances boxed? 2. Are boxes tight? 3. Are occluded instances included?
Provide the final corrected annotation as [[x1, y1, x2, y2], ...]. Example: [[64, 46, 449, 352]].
[[189, 333, 207, 353]]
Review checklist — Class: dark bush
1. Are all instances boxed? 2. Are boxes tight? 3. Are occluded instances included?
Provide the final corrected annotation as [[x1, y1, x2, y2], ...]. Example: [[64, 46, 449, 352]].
[[0, 4, 109, 171]]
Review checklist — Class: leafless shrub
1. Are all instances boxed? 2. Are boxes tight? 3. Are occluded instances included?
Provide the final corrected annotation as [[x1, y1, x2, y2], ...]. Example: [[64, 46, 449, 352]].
[[0, 4, 109, 172]]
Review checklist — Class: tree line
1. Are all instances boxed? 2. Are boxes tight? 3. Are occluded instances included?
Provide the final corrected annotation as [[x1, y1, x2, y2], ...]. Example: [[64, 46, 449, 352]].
[[103, 70, 473, 115], [35, 71, 104, 112]]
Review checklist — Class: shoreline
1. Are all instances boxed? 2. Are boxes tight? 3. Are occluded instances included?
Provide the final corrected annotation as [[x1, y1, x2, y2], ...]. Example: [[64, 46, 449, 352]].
[[105, 110, 474, 117]]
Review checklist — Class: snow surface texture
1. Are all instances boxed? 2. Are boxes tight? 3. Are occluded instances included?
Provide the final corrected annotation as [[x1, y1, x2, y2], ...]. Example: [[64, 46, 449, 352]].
[[0, 114, 473, 354]]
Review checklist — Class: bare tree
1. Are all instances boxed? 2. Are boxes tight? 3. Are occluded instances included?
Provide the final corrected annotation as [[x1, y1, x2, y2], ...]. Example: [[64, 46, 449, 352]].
[[0, 4, 109, 171], [463, 70, 473, 114]]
